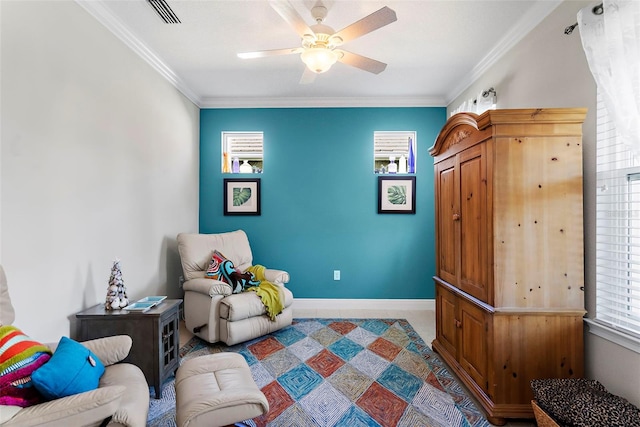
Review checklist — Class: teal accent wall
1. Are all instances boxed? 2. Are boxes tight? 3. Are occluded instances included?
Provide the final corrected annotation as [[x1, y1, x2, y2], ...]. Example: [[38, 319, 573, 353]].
[[200, 107, 446, 299]]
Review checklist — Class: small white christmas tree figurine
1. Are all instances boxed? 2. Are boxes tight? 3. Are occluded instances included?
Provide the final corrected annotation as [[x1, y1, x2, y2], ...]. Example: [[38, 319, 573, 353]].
[[105, 259, 129, 310]]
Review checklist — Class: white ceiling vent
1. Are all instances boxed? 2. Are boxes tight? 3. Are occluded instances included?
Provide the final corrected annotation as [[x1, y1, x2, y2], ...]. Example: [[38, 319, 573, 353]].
[[147, 0, 180, 24]]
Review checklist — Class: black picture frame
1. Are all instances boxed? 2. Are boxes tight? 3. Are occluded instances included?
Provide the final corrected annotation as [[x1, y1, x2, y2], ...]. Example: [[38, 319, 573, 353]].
[[378, 176, 416, 214], [223, 178, 261, 216]]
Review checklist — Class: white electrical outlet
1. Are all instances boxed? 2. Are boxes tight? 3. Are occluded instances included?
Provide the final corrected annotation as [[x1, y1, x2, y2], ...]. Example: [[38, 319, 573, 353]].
[[333, 270, 340, 280]]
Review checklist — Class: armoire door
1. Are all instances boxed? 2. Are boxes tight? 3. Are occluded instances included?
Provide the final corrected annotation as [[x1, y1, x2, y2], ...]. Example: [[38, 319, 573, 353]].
[[458, 144, 488, 302], [435, 282, 458, 358], [458, 297, 489, 393], [435, 156, 457, 286]]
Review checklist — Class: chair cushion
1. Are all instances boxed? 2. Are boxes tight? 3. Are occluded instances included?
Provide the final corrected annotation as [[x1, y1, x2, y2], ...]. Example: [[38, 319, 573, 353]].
[[32, 336, 105, 400], [177, 231, 254, 281], [220, 286, 294, 321]]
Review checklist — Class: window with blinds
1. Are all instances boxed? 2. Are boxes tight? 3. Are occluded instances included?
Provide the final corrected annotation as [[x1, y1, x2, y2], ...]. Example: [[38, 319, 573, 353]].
[[221, 132, 263, 174], [596, 93, 640, 338], [374, 131, 416, 173]]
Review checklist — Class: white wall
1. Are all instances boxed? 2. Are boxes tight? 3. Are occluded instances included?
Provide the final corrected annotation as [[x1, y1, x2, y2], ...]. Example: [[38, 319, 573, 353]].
[[448, 0, 640, 407], [0, 1, 199, 342]]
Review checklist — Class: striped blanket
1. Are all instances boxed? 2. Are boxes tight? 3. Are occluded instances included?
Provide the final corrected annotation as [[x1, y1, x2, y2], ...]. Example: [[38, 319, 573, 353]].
[[0, 325, 52, 406]]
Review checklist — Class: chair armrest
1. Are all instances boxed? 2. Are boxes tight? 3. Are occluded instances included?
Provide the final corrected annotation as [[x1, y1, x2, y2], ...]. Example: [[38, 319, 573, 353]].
[[264, 269, 289, 284], [3, 385, 125, 427], [183, 278, 233, 297], [81, 335, 132, 366], [45, 336, 132, 366]]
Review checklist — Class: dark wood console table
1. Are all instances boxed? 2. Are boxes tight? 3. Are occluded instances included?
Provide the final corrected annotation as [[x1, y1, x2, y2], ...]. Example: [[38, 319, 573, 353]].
[[75, 299, 182, 398]]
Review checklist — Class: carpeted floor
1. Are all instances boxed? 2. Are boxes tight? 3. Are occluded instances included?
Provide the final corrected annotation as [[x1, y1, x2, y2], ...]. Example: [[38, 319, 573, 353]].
[[147, 318, 490, 427]]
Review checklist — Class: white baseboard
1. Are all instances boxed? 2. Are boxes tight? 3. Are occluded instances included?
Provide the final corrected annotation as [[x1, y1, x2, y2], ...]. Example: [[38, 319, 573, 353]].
[[293, 298, 435, 311]]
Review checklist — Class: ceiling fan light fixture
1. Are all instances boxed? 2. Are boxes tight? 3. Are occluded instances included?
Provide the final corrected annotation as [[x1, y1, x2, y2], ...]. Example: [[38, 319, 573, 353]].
[[301, 47, 338, 73]]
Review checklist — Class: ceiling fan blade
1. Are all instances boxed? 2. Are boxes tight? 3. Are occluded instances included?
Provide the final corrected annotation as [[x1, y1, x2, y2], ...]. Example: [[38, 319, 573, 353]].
[[337, 50, 387, 74], [299, 67, 317, 85], [332, 6, 397, 44], [269, 0, 314, 39], [238, 47, 303, 59]]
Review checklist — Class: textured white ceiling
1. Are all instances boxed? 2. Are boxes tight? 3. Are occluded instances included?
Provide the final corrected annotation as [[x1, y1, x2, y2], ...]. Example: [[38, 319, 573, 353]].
[[79, 0, 562, 107]]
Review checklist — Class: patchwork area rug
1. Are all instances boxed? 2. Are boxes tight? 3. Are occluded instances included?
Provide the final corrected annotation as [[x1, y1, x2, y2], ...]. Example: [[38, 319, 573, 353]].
[[147, 318, 490, 427]]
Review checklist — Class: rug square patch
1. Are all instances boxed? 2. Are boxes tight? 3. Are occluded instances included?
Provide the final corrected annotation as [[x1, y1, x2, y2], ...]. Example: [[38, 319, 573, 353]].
[[249, 361, 274, 389], [405, 339, 424, 356], [399, 404, 451, 427], [328, 337, 364, 361], [238, 347, 259, 366], [328, 320, 358, 335], [310, 326, 343, 347], [411, 382, 465, 427], [286, 336, 324, 362], [381, 323, 412, 348], [344, 326, 378, 347], [278, 363, 324, 400], [299, 381, 351, 426], [248, 336, 285, 360], [306, 348, 345, 378], [394, 348, 431, 379], [292, 319, 325, 335], [261, 380, 295, 422], [261, 348, 301, 378], [272, 326, 306, 347], [378, 364, 423, 402], [349, 348, 389, 379], [327, 363, 375, 402], [357, 381, 408, 427], [264, 401, 314, 427], [335, 404, 382, 427], [425, 370, 446, 392], [360, 319, 391, 335], [368, 337, 402, 361]]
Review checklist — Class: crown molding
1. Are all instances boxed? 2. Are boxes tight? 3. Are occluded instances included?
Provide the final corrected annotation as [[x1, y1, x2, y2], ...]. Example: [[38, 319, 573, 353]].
[[199, 96, 446, 109], [75, 0, 201, 106], [445, 0, 563, 105]]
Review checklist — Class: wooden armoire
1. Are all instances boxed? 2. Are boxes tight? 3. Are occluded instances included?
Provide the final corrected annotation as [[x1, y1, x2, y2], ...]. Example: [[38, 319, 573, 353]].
[[429, 108, 587, 425]]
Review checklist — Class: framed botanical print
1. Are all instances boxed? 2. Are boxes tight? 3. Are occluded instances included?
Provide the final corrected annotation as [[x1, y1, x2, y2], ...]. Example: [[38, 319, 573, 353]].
[[223, 178, 261, 216], [378, 176, 416, 214]]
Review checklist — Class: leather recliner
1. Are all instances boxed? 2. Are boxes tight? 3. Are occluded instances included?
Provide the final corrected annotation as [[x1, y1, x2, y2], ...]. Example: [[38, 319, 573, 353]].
[[177, 230, 293, 345]]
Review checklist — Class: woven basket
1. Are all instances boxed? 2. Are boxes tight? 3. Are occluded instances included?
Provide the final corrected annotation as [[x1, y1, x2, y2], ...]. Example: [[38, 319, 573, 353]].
[[531, 400, 560, 427]]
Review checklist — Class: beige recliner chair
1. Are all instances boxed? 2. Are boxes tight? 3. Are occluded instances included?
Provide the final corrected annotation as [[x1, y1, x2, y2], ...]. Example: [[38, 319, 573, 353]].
[[177, 230, 294, 345], [0, 265, 150, 427]]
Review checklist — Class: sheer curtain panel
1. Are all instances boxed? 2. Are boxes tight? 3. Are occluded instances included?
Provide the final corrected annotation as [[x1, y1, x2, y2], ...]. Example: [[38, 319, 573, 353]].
[[578, 0, 640, 156]]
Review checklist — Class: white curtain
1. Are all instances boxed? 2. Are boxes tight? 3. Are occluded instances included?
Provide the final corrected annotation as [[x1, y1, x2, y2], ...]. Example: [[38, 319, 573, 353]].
[[578, 0, 640, 156]]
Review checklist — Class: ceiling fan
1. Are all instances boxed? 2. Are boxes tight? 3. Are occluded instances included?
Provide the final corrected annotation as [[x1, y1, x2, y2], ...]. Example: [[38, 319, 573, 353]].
[[237, 0, 397, 83]]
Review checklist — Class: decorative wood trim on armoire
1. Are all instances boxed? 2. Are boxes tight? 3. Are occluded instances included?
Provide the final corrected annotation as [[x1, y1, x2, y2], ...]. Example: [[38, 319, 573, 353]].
[[429, 108, 587, 425]]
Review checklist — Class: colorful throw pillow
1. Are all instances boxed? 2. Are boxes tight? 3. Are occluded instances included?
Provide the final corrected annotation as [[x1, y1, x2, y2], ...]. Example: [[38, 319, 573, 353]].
[[32, 336, 104, 400], [220, 260, 260, 294], [205, 250, 229, 281], [0, 325, 52, 407]]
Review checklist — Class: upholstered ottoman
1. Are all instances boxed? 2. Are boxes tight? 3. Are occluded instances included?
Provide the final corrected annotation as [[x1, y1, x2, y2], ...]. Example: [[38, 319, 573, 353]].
[[175, 353, 269, 427]]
